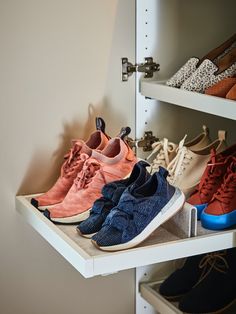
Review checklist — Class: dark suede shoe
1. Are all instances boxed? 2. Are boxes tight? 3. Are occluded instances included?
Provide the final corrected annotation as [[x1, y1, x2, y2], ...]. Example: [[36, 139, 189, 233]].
[[159, 253, 206, 300], [179, 248, 236, 313]]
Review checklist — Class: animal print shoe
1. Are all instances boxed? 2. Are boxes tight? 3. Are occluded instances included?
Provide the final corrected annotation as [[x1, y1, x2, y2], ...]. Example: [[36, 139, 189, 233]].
[[180, 47, 236, 93], [166, 57, 200, 88], [166, 33, 236, 88]]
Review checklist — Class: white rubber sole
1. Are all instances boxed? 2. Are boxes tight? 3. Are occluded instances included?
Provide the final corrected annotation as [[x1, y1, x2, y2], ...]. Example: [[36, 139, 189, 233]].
[[77, 230, 97, 239], [94, 190, 185, 251], [50, 208, 91, 224]]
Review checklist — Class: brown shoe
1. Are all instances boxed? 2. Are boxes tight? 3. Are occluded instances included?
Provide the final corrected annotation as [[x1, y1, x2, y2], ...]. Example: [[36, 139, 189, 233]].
[[205, 77, 236, 97], [226, 82, 236, 100]]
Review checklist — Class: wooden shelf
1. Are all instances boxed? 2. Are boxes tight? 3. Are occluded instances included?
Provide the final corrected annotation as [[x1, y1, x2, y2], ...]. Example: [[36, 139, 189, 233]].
[[16, 195, 236, 278], [141, 81, 236, 121]]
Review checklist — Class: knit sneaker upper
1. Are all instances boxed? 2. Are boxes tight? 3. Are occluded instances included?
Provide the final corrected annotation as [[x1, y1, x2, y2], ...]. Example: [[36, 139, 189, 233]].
[[92, 167, 178, 247], [32, 130, 109, 207], [47, 137, 137, 220], [77, 160, 150, 235]]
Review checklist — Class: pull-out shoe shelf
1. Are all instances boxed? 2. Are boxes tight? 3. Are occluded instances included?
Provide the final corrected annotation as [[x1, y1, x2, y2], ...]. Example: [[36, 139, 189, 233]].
[[140, 280, 236, 314], [16, 195, 236, 278]]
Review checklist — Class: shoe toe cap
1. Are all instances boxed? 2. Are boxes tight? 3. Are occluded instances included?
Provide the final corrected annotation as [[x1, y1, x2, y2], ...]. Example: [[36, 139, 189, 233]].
[[92, 226, 122, 247]]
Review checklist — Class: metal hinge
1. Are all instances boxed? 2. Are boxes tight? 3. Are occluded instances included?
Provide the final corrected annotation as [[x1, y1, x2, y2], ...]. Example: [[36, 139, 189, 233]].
[[127, 131, 159, 152], [122, 57, 160, 82]]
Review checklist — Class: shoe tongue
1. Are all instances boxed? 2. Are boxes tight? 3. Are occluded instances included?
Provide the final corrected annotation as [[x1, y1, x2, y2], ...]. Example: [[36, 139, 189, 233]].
[[131, 169, 166, 198], [126, 160, 150, 186]]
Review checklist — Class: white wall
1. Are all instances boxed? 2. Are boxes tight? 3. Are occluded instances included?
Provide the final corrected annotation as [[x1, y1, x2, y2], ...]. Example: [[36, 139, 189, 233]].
[[0, 1, 136, 313]]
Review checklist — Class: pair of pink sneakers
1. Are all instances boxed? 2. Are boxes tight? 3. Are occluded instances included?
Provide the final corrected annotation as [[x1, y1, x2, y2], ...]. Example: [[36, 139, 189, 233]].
[[31, 118, 137, 224]]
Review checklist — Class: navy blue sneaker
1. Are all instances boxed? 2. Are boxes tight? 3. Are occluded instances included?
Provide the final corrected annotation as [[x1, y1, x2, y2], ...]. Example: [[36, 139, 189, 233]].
[[91, 167, 185, 251], [76, 160, 150, 238]]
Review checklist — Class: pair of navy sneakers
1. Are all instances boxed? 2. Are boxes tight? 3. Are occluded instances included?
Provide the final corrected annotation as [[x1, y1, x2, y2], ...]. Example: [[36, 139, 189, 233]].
[[77, 161, 185, 251]]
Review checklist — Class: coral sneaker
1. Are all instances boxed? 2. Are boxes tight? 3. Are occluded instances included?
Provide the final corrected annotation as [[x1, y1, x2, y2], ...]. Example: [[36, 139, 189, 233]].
[[201, 157, 236, 230], [188, 143, 236, 219], [44, 136, 137, 224], [77, 160, 150, 238], [31, 117, 109, 210]]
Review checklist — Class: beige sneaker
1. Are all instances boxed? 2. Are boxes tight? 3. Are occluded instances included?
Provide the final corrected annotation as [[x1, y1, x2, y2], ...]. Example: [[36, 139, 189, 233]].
[[147, 138, 177, 174], [185, 125, 211, 151], [167, 130, 227, 197], [147, 125, 211, 174]]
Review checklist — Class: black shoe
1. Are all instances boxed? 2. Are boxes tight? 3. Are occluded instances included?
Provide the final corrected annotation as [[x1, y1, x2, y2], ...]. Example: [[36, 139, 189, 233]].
[[179, 248, 236, 313], [159, 253, 206, 300]]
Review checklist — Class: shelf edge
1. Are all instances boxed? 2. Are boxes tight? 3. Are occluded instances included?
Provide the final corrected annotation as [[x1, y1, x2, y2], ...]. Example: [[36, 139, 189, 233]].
[[15, 196, 94, 278], [141, 81, 236, 121]]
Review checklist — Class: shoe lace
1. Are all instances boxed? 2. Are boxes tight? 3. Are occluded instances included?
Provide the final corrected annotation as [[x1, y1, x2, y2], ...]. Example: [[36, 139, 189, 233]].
[[197, 251, 229, 285], [62, 142, 83, 178], [197, 150, 225, 197], [147, 138, 176, 172], [74, 158, 107, 190], [167, 135, 192, 184], [91, 197, 115, 215], [213, 162, 236, 205]]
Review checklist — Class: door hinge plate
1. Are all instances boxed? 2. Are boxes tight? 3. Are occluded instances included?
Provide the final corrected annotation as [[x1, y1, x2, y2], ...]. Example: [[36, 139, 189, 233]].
[[122, 57, 160, 82], [127, 131, 159, 151]]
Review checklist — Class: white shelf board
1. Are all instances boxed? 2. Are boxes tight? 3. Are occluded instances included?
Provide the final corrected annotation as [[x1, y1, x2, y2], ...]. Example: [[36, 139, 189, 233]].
[[141, 81, 236, 121], [140, 280, 236, 314], [16, 195, 236, 278]]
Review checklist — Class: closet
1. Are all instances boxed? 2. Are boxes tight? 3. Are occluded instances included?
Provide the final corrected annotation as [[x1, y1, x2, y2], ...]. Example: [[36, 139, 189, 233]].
[[16, 0, 236, 313]]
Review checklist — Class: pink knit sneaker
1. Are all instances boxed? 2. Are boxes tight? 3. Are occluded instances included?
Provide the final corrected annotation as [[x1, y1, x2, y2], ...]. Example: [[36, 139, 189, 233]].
[[31, 118, 109, 210], [44, 136, 137, 224]]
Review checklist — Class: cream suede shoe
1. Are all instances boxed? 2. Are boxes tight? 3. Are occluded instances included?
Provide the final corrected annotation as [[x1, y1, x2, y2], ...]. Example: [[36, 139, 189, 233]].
[[147, 125, 211, 174], [167, 131, 227, 197]]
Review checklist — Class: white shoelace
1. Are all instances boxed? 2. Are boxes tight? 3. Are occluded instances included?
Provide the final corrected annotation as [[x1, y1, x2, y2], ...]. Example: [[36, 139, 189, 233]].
[[167, 135, 192, 184], [147, 138, 177, 173]]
